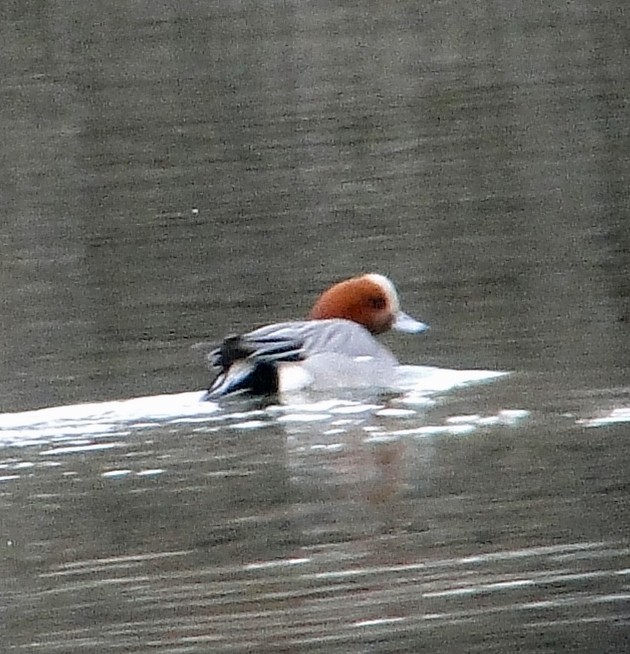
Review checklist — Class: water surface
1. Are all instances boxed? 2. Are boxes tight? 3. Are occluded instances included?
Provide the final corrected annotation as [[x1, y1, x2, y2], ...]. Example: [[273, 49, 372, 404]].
[[2, 1, 629, 652]]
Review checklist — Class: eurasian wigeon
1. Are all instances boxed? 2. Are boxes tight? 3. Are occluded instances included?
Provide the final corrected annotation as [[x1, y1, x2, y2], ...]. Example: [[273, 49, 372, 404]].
[[204, 273, 428, 399]]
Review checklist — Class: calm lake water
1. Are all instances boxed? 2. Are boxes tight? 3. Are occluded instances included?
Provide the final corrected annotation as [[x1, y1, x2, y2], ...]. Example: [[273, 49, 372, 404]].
[[2, 1, 629, 652]]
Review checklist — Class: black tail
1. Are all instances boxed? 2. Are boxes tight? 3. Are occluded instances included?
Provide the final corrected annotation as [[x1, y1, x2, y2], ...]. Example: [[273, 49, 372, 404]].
[[203, 334, 304, 400]]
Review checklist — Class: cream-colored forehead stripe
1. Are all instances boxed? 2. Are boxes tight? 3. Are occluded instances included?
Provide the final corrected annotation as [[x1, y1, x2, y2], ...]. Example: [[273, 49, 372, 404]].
[[364, 273, 400, 312]]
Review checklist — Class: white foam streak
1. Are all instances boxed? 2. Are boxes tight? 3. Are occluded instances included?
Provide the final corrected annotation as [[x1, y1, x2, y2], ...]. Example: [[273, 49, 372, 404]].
[[0, 391, 216, 446], [0, 366, 512, 447], [579, 407, 630, 427]]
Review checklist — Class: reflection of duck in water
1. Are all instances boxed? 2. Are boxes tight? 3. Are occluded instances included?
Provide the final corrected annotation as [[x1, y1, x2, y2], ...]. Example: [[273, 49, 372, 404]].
[[205, 274, 429, 399]]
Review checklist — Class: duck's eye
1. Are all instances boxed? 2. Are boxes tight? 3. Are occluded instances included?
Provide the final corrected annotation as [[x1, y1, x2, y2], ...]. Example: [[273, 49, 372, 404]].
[[368, 297, 386, 310]]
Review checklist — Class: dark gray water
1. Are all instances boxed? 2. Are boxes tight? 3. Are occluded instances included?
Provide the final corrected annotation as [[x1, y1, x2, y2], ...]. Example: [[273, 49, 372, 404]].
[[2, 1, 629, 652]]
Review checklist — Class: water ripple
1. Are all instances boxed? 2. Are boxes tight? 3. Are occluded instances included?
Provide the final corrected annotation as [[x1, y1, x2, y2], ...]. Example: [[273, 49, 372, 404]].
[[0, 366, 510, 449]]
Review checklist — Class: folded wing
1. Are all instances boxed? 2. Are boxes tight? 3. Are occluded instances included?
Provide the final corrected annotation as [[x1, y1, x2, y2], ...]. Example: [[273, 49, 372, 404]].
[[204, 319, 397, 399]]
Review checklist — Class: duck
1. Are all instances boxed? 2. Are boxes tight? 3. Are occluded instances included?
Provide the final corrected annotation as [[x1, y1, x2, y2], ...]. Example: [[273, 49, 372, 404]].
[[204, 273, 428, 399]]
